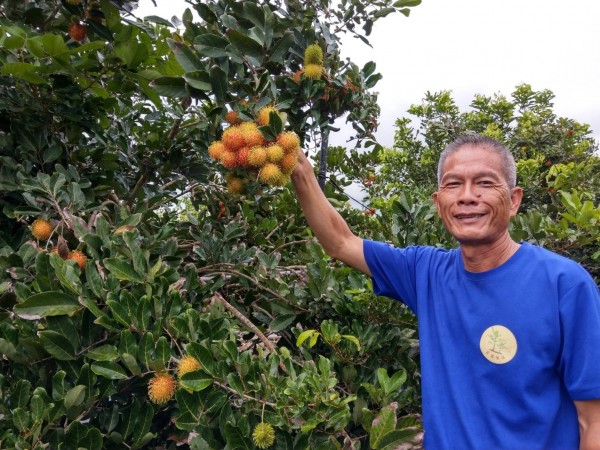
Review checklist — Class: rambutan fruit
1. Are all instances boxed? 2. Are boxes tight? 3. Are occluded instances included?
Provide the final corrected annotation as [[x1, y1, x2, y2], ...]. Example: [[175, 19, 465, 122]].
[[227, 177, 245, 195], [148, 373, 176, 404], [243, 127, 266, 147], [304, 44, 324, 65], [222, 126, 245, 151], [208, 141, 226, 160], [177, 355, 201, 379], [259, 163, 283, 185], [277, 131, 300, 152], [69, 250, 87, 269], [220, 150, 239, 170], [252, 422, 275, 449], [278, 151, 299, 174], [257, 106, 278, 127], [225, 110, 242, 125], [31, 218, 53, 240], [248, 146, 268, 167], [292, 69, 304, 84], [271, 172, 291, 187], [68, 22, 87, 42], [236, 146, 250, 167], [303, 64, 323, 80], [266, 144, 284, 163]]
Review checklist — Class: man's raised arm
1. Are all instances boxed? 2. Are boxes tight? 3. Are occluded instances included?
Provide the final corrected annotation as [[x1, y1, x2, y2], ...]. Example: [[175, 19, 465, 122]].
[[291, 150, 371, 276]]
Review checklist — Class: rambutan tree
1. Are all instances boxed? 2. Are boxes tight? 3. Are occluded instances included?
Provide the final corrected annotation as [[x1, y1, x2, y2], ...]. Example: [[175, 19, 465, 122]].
[[0, 0, 424, 449]]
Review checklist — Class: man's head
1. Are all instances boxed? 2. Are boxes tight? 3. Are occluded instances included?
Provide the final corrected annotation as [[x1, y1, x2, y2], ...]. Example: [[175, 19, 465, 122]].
[[432, 134, 523, 248], [437, 134, 517, 189]]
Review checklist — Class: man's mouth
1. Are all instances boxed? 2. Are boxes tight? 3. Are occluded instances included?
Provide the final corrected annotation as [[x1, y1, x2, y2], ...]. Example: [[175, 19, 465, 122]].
[[455, 213, 485, 219]]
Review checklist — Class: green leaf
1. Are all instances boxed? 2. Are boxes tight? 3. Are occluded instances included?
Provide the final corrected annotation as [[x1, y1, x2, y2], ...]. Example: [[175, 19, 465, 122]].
[[269, 314, 296, 332], [168, 39, 204, 72], [39, 330, 76, 360], [379, 429, 419, 450], [193, 34, 230, 58], [91, 361, 128, 380], [49, 253, 83, 295], [64, 385, 86, 409], [103, 258, 144, 283], [209, 65, 228, 103], [370, 405, 397, 449], [149, 77, 188, 98], [228, 30, 263, 58], [115, 40, 149, 70], [87, 344, 119, 361], [123, 231, 146, 276], [179, 371, 213, 392], [393, 0, 422, 6], [296, 329, 319, 348], [121, 353, 141, 376], [138, 332, 154, 369], [1, 62, 46, 84], [362, 61, 377, 78], [35, 251, 57, 291], [14, 291, 79, 319], [13, 379, 32, 408], [269, 31, 294, 63], [186, 343, 215, 376], [85, 262, 104, 300], [12, 407, 30, 432], [41, 33, 69, 56], [341, 334, 361, 350], [183, 70, 212, 91], [107, 300, 130, 327], [155, 336, 170, 366], [223, 422, 253, 450]]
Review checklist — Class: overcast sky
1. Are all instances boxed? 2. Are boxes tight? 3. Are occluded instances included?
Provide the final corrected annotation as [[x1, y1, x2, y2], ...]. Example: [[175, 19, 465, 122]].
[[136, 0, 600, 148]]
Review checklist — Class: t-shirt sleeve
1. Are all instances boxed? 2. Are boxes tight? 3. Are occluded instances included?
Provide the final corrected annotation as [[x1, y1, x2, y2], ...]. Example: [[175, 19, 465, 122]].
[[558, 270, 600, 401], [363, 240, 419, 313]]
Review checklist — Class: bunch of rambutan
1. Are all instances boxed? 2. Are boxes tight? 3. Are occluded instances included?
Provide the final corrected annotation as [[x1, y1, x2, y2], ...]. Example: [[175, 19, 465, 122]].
[[208, 106, 301, 195]]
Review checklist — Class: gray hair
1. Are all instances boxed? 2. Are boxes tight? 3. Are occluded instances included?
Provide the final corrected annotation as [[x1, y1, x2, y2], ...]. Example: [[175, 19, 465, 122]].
[[437, 134, 517, 188]]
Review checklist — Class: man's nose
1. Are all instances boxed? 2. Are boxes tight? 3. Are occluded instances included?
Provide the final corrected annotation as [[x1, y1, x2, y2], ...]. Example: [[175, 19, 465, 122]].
[[457, 182, 480, 204]]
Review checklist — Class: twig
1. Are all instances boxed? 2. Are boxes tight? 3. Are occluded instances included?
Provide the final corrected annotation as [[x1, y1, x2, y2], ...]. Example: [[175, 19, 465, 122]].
[[213, 380, 277, 407], [127, 173, 148, 208], [199, 278, 289, 374]]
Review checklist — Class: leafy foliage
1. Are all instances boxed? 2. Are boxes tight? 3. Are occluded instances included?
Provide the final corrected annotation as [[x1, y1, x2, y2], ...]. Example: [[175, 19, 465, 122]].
[[0, 0, 423, 448]]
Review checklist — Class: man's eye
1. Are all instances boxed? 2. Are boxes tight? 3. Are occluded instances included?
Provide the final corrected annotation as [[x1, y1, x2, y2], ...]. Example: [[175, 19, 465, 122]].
[[444, 182, 460, 187], [478, 180, 494, 186]]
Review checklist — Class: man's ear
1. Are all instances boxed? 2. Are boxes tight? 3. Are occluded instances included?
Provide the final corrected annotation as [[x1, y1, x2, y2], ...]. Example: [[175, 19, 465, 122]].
[[432, 191, 440, 212], [510, 186, 523, 216]]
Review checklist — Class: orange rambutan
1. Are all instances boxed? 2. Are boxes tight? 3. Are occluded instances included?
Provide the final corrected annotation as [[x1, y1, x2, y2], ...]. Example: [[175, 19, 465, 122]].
[[247, 146, 268, 167], [220, 150, 239, 169], [227, 177, 245, 195], [277, 131, 300, 152], [257, 106, 278, 127], [292, 69, 304, 84], [222, 127, 245, 151], [208, 141, 226, 160], [259, 163, 283, 185], [243, 127, 266, 147], [266, 144, 284, 163], [69, 250, 87, 269], [237, 146, 250, 167], [177, 355, 201, 378], [31, 218, 53, 240], [225, 110, 242, 125], [278, 151, 299, 174], [148, 373, 176, 404]]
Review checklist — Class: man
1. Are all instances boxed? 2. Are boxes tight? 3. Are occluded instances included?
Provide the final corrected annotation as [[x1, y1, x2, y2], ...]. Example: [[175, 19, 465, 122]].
[[291, 134, 600, 449]]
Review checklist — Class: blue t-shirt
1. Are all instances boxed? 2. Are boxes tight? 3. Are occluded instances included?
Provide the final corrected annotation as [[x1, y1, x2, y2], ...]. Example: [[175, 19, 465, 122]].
[[364, 240, 600, 450]]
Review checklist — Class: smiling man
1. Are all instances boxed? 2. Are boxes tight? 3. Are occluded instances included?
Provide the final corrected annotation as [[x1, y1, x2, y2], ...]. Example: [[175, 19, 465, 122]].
[[291, 134, 600, 449]]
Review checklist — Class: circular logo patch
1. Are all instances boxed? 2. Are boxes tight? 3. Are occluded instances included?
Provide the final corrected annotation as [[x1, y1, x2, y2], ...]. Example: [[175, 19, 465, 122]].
[[479, 325, 518, 364]]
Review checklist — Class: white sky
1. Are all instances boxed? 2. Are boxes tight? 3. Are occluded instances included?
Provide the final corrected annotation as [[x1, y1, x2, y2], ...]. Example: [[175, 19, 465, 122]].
[[136, 0, 600, 147]]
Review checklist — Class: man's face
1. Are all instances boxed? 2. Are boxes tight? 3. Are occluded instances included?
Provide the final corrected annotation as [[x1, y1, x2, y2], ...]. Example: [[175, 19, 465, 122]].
[[432, 145, 522, 247]]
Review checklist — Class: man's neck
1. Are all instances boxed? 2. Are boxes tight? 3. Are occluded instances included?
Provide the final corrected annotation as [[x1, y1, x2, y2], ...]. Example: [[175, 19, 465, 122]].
[[460, 235, 521, 273]]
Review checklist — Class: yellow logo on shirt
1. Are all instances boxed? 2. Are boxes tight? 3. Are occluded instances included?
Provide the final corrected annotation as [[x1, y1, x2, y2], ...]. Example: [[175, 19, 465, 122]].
[[479, 325, 518, 364]]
